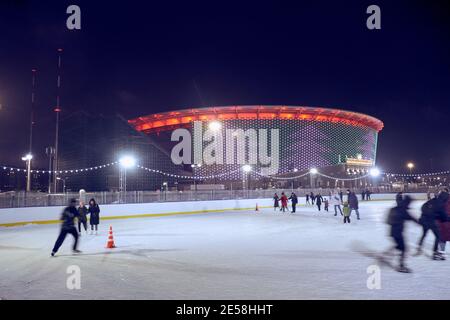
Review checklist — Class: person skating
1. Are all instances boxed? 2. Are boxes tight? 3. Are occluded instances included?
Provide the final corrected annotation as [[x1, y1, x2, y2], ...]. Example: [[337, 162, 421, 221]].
[[348, 191, 360, 220], [310, 192, 315, 205], [386, 195, 420, 273], [416, 191, 450, 260], [339, 191, 344, 203], [77, 201, 89, 235], [366, 189, 372, 200], [324, 197, 329, 212], [280, 192, 288, 213], [331, 192, 343, 216], [362, 190, 366, 201], [51, 198, 81, 257], [316, 193, 323, 211], [306, 193, 310, 205], [343, 202, 350, 224], [395, 192, 403, 207], [88, 198, 101, 235], [273, 193, 280, 211], [289, 192, 298, 213]]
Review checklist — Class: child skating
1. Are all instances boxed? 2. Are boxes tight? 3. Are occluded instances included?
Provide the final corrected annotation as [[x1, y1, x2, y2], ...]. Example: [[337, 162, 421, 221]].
[[343, 202, 350, 224]]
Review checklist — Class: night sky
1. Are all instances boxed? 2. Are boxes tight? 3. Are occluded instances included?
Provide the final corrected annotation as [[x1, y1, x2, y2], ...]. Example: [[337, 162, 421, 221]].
[[0, 0, 449, 173]]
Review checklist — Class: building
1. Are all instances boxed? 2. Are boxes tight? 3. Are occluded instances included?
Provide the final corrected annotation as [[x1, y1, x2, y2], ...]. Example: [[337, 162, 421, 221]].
[[129, 105, 384, 188]]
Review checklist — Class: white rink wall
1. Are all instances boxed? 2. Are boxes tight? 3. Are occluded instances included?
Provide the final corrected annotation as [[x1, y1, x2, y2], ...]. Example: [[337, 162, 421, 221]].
[[0, 193, 427, 226]]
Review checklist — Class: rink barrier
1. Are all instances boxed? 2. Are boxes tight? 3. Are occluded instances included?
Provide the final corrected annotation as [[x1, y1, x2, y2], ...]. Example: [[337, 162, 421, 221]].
[[0, 203, 274, 227], [0, 193, 427, 227]]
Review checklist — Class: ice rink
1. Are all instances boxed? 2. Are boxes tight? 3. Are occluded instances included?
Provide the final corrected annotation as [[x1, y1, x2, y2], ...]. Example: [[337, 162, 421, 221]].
[[1, 199, 449, 300]]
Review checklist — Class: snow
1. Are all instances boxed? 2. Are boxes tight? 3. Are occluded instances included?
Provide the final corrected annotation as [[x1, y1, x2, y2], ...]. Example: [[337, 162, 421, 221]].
[[0, 199, 448, 300]]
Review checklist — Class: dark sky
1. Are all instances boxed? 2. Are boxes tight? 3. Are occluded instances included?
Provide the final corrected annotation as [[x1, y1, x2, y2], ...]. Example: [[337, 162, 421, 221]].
[[0, 0, 449, 172]]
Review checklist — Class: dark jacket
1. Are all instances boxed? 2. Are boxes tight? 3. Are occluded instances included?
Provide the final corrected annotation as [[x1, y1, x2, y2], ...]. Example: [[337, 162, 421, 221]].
[[78, 205, 88, 223], [61, 206, 79, 229], [387, 204, 418, 237], [419, 192, 449, 226], [316, 195, 323, 205], [348, 193, 359, 209], [289, 194, 298, 204], [89, 204, 101, 225], [273, 195, 279, 207]]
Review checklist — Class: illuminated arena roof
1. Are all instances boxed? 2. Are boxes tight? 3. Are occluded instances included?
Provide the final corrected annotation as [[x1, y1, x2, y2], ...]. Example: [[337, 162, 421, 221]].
[[129, 106, 384, 133]]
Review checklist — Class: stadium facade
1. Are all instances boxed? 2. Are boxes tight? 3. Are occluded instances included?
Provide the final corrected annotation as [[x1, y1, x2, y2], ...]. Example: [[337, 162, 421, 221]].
[[129, 106, 384, 187]]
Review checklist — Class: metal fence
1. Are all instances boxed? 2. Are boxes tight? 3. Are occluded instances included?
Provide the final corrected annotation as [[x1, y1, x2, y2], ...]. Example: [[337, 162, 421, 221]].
[[0, 185, 436, 209]]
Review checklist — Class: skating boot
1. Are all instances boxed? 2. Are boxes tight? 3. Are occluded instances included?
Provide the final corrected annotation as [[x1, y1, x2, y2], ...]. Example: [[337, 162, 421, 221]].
[[412, 247, 422, 257], [397, 265, 412, 273], [433, 252, 446, 261], [51, 251, 56, 257], [73, 249, 82, 254]]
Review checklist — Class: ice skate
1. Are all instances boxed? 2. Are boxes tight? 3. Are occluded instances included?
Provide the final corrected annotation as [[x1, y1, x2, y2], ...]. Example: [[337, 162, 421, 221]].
[[396, 265, 412, 273], [433, 252, 446, 261], [72, 249, 82, 254], [51, 252, 56, 257]]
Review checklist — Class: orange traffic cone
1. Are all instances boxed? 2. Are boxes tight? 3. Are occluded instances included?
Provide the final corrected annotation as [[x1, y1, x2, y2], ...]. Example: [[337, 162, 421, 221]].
[[106, 226, 116, 248], [255, 203, 259, 212]]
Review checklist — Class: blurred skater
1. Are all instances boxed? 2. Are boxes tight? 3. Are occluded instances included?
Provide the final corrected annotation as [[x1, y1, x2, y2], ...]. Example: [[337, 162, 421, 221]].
[[273, 193, 280, 211], [348, 191, 360, 220], [310, 192, 315, 205], [289, 192, 298, 213], [88, 198, 101, 235], [416, 190, 450, 260], [306, 193, 310, 205], [386, 195, 420, 273], [324, 198, 329, 212], [280, 192, 288, 212], [51, 199, 81, 257], [77, 201, 89, 235], [343, 202, 350, 223], [316, 193, 323, 211], [331, 191, 343, 216], [395, 192, 403, 206]]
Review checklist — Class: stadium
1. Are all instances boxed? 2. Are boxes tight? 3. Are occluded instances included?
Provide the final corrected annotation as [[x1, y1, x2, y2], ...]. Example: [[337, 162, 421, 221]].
[[129, 105, 384, 186]]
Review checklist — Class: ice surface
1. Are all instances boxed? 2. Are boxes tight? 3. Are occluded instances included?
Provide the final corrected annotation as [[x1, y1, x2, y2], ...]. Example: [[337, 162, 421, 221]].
[[0, 199, 449, 300]]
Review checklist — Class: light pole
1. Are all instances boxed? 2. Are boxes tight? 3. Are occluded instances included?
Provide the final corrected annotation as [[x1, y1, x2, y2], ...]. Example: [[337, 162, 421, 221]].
[[119, 155, 136, 203], [407, 162, 414, 175], [21, 154, 33, 192], [310, 168, 318, 189]]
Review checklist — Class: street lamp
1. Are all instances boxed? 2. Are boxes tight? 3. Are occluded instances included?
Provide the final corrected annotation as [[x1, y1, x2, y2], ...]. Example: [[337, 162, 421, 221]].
[[407, 162, 414, 174], [369, 167, 381, 177], [21, 154, 33, 192], [242, 165, 252, 194], [119, 155, 136, 202]]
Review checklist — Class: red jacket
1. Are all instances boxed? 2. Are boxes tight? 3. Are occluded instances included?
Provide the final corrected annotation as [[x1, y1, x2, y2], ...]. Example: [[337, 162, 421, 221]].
[[280, 195, 288, 207], [438, 200, 450, 242]]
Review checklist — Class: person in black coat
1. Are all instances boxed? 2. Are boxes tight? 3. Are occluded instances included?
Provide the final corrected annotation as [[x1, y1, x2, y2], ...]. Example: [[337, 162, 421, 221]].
[[315, 193, 323, 211], [306, 194, 310, 205], [416, 191, 450, 260], [88, 198, 101, 235], [348, 191, 360, 220], [51, 198, 81, 256], [289, 193, 298, 213], [77, 201, 89, 235], [273, 193, 280, 211], [310, 192, 315, 205], [339, 191, 344, 203], [386, 196, 419, 272]]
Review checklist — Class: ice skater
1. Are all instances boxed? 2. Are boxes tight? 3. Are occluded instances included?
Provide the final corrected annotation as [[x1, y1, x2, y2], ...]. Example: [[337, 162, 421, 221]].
[[310, 192, 315, 205], [51, 199, 81, 257], [316, 193, 323, 211], [289, 192, 298, 213], [324, 197, 329, 212], [88, 198, 100, 235], [280, 192, 288, 212], [273, 193, 280, 211], [343, 202, 350, 224], [385, 195, 419, 273], [348, 191, 360, 220], [416, 190, 449, 260], [306, 193, 310, 205], [77, 201, 89, 235], [331, 191, 343, 216]]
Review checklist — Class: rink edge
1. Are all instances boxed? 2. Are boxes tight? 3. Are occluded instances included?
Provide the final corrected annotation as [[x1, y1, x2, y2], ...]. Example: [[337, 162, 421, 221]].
[[0, 205, 273, 227]]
